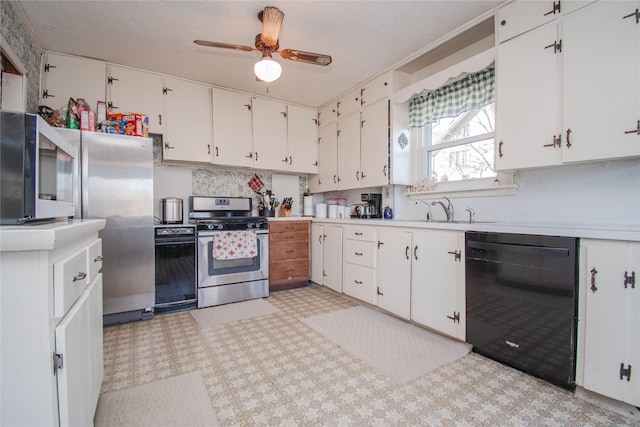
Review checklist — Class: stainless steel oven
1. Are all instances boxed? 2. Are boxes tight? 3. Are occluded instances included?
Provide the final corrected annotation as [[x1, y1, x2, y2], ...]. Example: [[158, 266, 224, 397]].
[[190, 196, 269, 308]]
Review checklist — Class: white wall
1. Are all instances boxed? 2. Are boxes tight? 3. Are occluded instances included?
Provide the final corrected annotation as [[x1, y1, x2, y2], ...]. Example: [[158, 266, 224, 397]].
[[393, 157, 640, 226]]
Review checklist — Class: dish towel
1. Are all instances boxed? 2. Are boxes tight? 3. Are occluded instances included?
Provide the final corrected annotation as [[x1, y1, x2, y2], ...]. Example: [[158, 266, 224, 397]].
[[213, 230, 258, 260]]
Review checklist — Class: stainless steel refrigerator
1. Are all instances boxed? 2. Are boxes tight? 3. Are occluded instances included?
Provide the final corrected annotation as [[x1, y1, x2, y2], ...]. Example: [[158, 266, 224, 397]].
[[59, 129, 155, 325]]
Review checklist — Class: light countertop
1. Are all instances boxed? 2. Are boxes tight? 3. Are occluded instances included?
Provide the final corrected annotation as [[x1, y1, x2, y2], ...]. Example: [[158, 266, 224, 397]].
[[0, 219, 106, 252], [311, 218, 640, 241]]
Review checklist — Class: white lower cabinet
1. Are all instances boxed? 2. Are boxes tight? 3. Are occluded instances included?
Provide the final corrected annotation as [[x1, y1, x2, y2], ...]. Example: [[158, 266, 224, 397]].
[[343, 226, 377, 305], [0, 225, 104, 427], [411, 229, 466, 340], [311, 224, 343, 292], [376, 228, 411, 319], [581, 239, 639, 406]]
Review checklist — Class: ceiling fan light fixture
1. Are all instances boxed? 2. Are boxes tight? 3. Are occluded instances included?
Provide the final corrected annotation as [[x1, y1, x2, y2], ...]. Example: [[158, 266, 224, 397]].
[[260, 6, 284, 46], [254, 51, 282, 82]]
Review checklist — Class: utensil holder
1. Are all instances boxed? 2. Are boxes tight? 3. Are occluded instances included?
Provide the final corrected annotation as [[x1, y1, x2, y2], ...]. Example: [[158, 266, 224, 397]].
[[259, 209, 275, 217]]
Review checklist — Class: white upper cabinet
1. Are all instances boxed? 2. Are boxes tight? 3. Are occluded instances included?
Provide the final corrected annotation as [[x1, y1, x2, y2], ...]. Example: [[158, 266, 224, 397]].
[[562, 1, 640, 163], [496, 23, 561, 170], [496, 0, 560, 43], [212, 88, 254, 168], [287, 105, 319, 174], [337, 88, 361, 119], [40, 53, 106, 112], [162, 77, 213, 163], [360, 74, 391, 108], [360, 98, 390, 187], [336, 111, 361, 190], [106, 65, 164, 134], [318, 102, 338, 126], [252, 97, 289, 170], [310, 122, 338, 192]]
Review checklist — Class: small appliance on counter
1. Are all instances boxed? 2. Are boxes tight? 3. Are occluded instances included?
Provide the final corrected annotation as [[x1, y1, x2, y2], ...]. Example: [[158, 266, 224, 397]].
[[352, 193, 382, 218], [161, 197, 183, 224]]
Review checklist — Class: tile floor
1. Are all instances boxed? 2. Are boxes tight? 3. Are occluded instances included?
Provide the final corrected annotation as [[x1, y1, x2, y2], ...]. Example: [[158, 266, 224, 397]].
[[101, 285, 640, 426]]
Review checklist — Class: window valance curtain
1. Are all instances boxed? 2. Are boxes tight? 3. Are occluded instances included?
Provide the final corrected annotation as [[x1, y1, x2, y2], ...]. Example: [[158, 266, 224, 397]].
[[409, 63, 495, 128]]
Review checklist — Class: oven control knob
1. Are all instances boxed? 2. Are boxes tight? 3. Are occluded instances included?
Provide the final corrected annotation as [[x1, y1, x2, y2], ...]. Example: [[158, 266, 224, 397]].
[[207, 224, 215, 230], [247, 222, 255, 229]]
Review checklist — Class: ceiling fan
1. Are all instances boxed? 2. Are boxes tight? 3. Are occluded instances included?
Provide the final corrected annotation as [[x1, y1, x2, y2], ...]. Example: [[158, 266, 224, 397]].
[[194, 6, 332, 83]]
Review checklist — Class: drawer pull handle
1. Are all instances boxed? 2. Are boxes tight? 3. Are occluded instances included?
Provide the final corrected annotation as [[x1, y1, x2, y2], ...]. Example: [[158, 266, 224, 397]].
[[355, 252, 363, 256], [94, 255, 103, 262], [286, 269, 295, 273], [354, 280, 363, 285], [285, 250, 295, 254], [73, 272, 87, 282], [355, 232, 363, 236]]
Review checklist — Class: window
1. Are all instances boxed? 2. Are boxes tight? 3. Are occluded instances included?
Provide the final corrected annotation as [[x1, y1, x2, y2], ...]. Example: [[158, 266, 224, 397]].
[[421, 102, 495, 183]]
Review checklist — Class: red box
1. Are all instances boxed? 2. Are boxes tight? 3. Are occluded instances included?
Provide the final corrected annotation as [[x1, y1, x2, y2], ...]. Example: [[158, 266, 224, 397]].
[[80, 110, 96, 131]]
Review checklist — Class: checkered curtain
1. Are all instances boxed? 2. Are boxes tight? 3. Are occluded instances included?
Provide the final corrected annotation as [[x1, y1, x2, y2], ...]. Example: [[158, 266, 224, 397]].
[[409, 63, 495, 128]]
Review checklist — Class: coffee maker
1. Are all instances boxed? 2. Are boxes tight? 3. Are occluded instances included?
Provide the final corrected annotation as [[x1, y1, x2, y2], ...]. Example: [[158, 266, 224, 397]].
[[360, 193, 382, 218]]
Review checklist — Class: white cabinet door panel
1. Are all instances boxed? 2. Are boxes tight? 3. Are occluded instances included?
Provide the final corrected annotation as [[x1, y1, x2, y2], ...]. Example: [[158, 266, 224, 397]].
[[376, 228, 411, 320], [310, 224, 324, 284], [312, 123, 338, 192], [287, 105, 318, 174], [337, 111, 361, 189], [323, 226, 343, 292], [496, 0, 558, 43], [360, 99, 389, 187], [212, 88, 254, 167], [252, 97, 288, 170]]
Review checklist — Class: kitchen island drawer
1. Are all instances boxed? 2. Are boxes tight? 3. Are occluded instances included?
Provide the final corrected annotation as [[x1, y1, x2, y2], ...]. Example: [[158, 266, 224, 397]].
[[270, 240, 310, 262], [344, 239, 375, 268], [53, 247, 89, 319]]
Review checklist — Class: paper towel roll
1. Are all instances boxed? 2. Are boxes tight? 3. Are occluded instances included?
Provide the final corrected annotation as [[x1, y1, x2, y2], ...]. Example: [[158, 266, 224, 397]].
[[315, 203, 327, 218]]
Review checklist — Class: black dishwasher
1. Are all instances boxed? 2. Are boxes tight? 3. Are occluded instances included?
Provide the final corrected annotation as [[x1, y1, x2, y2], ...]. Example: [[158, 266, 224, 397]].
[[155, 226, 197, 313], [465, 232, 578, 390]]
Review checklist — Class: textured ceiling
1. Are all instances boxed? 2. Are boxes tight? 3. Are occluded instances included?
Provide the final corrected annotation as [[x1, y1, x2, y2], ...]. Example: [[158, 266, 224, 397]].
[[16, 1, 502, 108]]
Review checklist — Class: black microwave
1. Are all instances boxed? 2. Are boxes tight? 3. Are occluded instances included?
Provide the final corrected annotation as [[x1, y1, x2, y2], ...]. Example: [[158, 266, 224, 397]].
[[0, 111, 76, 224]]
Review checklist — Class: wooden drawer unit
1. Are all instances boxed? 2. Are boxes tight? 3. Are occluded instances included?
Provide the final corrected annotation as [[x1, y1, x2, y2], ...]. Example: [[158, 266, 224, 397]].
[[269, 220, 310, 291]]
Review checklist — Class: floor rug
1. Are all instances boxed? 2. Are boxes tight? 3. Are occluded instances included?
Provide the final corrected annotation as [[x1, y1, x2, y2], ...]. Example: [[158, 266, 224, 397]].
[[302, 306, 472, 384], [94, 371, 219, 427], [190, 298, 280, 328]]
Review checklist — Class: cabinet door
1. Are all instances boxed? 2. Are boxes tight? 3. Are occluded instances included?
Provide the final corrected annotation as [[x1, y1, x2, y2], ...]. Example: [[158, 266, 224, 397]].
[[496, 0, 559, 43], [360, 74, 390, 108], [40, 53, 106, 112], [107, 65, 164, 134], [376, 228, 411, 319], [496, 23, 561, 171], [163, 78, 213, 163], [411, 230, 465, 339], [337, 111, 361, 190], [318, 102, 338, 126], [288, 105, 319, 174], [311, 224, 324, 284], [583, 241, 640, 406], [55, 276, 102, 427], [360, 99, 389, 187], [252, 97, 288, 170], [311, 123, 338, 192], [212, 88, 254, 167], [322, 225, 343, 292], [563, 1, 640, 163], [337, 88, 361, 118]]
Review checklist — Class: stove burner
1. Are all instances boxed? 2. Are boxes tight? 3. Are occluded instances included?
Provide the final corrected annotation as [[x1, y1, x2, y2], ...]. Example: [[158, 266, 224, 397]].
[[195, 216, 268, 232]]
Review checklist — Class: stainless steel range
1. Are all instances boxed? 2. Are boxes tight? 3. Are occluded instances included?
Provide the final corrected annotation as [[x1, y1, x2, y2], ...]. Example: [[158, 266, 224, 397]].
[[190, 196, 269, 308]]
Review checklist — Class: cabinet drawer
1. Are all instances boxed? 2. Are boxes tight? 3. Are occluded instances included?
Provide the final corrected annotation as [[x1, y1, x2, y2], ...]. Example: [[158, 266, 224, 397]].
[[343, 225, 375, 242], [86, 239, 103, 282], [270, 259, 310, 281], [54, 248, 89, 319], [270, 231, 309, 243], [269, 221, 309, 234], [270, 240, 310, 262], [343, 263, 376, 305], [343, 240, 375, 268]]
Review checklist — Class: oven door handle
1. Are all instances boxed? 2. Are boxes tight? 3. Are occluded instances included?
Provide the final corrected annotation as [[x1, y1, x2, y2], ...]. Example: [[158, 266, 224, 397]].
[[155, 239, 196, 246]]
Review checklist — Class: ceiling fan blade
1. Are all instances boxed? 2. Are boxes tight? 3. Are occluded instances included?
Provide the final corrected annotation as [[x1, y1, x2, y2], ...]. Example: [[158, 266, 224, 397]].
[[278, 49, 332, 66], [259, 6, 284, 47], [193, 40, 256, 52]]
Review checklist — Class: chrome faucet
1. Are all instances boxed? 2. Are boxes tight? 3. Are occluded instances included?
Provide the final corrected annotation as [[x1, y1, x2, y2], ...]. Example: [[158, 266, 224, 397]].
[[432, 197, 453, 222], [415, 200, 433, 222]]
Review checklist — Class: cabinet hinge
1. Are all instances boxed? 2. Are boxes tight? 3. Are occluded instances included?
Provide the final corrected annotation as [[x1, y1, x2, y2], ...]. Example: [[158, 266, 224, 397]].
[[446, 311, 460, 323], [53, 353, 63, 375], [447, 250, 462, 262], [44, 63, 56, 73], [544, 39, 562, 53], [622, 8, 640, 24], [543, 0, 561, 16], [107, 76, 119, 85], [624, 271, 636, 289], [620, 363, 632, 381]]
